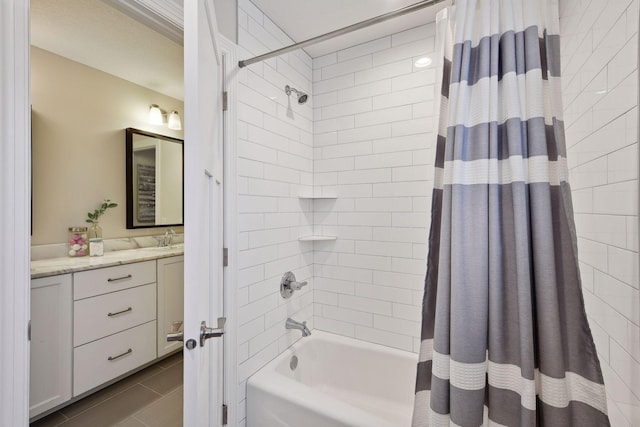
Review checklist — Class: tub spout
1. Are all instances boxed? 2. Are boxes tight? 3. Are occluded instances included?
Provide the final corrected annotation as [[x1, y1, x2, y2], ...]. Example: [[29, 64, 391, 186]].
[[286, 318, 311, 337]]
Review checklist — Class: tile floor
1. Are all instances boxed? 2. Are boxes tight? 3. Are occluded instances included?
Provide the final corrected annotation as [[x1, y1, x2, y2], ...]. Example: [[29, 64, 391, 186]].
[[31, 352, 183, 427]]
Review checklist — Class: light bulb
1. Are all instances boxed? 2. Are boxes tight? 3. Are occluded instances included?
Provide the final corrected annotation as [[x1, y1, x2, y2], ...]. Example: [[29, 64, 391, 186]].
[[168, 111, 182, 130], [148, 104, 163, 125]]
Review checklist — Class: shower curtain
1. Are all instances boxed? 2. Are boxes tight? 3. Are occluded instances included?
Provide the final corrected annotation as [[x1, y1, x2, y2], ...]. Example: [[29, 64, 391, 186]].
[[412, 0, 610, 426]]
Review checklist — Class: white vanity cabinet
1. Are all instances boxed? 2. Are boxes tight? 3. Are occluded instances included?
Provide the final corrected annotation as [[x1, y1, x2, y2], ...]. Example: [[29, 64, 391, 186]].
[[157, 255, 184, 356], [29, 254, 185, 419], [30, 274, 73, 419], [72, 261, 158, 396]]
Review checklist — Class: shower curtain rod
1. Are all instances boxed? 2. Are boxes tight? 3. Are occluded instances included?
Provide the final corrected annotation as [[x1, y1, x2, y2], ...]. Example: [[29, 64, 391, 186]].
[[238, 0, 450, 68]]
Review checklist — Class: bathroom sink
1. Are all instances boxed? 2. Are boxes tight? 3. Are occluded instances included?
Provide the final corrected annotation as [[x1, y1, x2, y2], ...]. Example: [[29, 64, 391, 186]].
[[147, 243, 184, 252]]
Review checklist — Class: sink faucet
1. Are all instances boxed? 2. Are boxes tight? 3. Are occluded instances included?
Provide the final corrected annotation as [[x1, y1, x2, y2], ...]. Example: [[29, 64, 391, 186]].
[[159, 228, 175, 247], [286, 318, 311, 337]]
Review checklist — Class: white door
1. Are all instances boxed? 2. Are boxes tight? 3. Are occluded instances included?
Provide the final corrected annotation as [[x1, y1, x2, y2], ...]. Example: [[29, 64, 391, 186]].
[[183, 0, 225, 426], [0, 1, 30, 426]]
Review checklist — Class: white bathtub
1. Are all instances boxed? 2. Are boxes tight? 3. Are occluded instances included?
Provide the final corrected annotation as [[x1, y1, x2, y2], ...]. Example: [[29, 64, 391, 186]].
[[246, 330, 418, 427]]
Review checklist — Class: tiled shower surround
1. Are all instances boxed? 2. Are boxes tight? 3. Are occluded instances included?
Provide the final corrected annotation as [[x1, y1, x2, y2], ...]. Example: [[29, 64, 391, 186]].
[[236, 0, 640, 425], [310, 24, 438, 352], [236, 0, 315, 423], [235, 0, 438, 423], [560, 0, 640, 425]]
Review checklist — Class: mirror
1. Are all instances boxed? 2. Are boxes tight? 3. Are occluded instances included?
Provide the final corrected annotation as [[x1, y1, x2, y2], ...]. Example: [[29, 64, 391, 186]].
[[126, 128, 183, 228]]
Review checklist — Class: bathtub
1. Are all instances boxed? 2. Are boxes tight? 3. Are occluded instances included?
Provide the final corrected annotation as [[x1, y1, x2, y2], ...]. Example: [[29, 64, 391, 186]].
[[246, 330, 418, 427]]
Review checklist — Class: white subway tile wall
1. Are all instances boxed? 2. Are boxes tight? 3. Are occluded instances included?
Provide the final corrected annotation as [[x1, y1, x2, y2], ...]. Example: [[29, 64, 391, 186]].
[[561, 0, 640, 425], [312, 22, 438, 353], [237, 0, 315, 424], [237, 15, 437, 426], [234, 2, 640, 426]]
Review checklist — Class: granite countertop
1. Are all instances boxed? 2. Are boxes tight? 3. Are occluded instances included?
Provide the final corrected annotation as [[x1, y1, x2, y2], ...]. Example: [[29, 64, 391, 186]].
[[31, 244, 184, 279]]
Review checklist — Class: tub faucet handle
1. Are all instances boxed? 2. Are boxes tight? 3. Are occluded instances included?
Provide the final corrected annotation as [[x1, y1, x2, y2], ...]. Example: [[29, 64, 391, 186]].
[[280, 271, 307, 299], [290, 280, 307, 290]]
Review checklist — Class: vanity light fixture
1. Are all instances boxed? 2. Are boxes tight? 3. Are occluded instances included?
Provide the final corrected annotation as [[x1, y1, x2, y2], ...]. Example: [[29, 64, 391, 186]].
[[148, 104, 182, 130], [167, 110, 182, 130], [149, 104, 163, 125]]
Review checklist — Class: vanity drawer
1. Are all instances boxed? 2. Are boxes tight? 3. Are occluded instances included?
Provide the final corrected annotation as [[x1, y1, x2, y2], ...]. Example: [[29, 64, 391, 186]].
[[74, 261, 156, 300], [73, 320, 156, 396], [74, 283, 156, 346]]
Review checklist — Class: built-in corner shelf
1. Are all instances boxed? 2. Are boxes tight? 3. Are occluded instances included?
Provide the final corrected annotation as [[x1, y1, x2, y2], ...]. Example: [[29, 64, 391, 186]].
[[298, 235, 337, 242], [297, 196, 338, 241], [298, 195, 337, 199]]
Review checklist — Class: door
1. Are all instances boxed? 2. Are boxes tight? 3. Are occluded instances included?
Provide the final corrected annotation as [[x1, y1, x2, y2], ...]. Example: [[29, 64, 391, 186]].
[[183, 0, 225, 426], [0, 1, 30, 426]]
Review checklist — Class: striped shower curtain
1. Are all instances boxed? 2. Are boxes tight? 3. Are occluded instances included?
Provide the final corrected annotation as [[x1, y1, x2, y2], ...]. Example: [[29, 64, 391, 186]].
[[412, 0, 610, 426]]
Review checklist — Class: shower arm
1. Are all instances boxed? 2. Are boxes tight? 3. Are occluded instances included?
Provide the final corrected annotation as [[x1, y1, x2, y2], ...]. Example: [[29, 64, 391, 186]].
[[238, 0, 451, 68], [285, 85, 300, 96]]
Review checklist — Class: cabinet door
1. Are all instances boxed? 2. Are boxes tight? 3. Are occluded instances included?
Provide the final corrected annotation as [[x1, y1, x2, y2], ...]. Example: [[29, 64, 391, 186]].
[[30, 274, 72, 418], [157, 256, 184, 356]]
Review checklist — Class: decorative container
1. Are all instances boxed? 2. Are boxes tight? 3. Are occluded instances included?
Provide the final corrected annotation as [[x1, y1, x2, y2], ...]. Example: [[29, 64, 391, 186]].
[[89, 238, 104, 257], [88, 222, 102, 239], [68, 227, 88, 257]]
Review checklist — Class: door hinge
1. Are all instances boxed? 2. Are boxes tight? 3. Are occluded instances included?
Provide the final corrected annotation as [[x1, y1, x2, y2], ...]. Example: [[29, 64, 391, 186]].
[[28, 320, 31, 341], [222, 91, 228, 111], [222, 403, 228, 425], [223, 247, 228, 267]]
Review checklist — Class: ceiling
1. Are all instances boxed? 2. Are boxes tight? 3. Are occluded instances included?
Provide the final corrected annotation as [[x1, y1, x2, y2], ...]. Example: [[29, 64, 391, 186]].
[[31, 0, 184, 100], [29, 0, 446, 97], [249, 0, 448, 58]]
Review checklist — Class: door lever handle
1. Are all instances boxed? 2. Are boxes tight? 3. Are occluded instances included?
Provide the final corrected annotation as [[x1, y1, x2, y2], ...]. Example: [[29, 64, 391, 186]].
[[166, 320, 184, 342], [200, 317, 226, 347]]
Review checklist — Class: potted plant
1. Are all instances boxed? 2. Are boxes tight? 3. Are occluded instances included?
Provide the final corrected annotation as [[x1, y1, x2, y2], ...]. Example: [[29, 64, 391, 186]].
[[86, 199, 118, 239]]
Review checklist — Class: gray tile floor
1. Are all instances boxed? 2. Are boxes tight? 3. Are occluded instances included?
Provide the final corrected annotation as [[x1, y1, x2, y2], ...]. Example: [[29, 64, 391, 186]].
[[31, 352, 183, 427]]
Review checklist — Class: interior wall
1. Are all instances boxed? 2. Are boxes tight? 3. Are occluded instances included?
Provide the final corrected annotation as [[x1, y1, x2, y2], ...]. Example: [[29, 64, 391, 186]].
[[560, 0, 640, 425], [235, 0, 315, 424], [310, 24, 438, 352], [31, 47, 184, 246]]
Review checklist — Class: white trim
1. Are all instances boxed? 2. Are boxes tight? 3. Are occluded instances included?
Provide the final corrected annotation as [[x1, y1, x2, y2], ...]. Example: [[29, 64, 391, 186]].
[[1, 0, 31, 425], [219, 34, 239, 427], [204, 0, 222, 65], [102, 0, 184, 45]]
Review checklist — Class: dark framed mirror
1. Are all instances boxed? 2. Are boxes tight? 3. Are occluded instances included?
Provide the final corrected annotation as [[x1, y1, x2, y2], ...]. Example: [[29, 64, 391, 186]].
[[125, 128, 183, 229]]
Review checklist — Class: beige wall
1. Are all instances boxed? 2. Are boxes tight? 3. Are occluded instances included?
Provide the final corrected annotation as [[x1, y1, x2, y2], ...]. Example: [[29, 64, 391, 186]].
[[31, 47, 184, 245]]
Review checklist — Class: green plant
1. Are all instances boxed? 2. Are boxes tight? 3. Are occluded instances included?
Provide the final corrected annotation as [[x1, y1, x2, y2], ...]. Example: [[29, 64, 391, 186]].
[[86, 199, 118, 224]]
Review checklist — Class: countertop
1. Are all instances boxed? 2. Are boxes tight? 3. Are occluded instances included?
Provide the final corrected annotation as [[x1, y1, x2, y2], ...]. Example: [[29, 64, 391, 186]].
[[31, 244, 184, 279]]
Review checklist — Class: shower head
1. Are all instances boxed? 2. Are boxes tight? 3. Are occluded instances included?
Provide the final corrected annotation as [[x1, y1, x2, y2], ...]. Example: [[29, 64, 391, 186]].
[[285, 85, 308, 105]]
